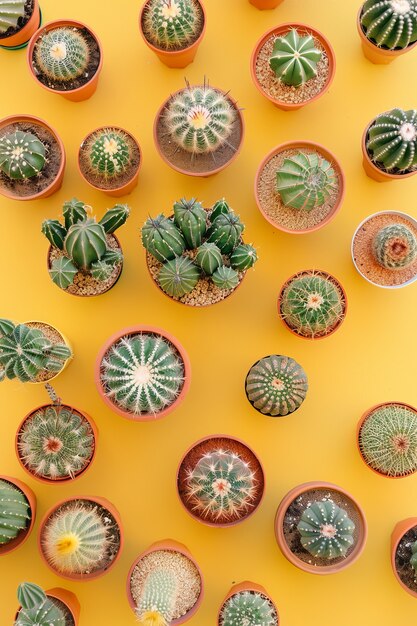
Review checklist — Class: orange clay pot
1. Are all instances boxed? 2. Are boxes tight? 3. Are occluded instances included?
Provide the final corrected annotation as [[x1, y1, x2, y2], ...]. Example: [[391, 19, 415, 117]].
[[0, 115, 65, 201], [126, 539, 204, 624], [94, 325, 191, 421], [274, 481, 367, 575], [218, 582, 279, 625], [254, 140, 345, 234], [249, 0, 284, 9], [250, 23, 336, 111], [38, 495, 123, 581], [15, 588, 80, 625], [357, 6, 417, 64], [0, 0, 41, 49], [27, 19, 103, 102], [362, 121, 417, 182], [24, 320, 73, 384], [139, 0, 206, 68], [391, 518, 417, 598], [0, 475, 36, 556]]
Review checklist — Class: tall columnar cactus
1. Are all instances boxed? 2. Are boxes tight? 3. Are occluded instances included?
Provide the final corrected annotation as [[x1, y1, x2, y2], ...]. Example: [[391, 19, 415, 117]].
[[361, 0, 417, 50], [165, 84, 236, 154], [195, 242, 222, 275], [212, 266, 239, 290], [0, 131, 46, 180], [359, 403, 417, 477], [220, 591, 277, 626], [230, 244, 258, 270], [410, 541, 417, 572], [34, 27, 90, 82], [269, 29, 322, 87], [207, 212, 244, 254], [143, 0, 203, 50], [15, 583, 65, 626], [276, 152, 337, 211], [85, 129, 131, 181], [100, 333, 185, 416], [245, 355, 308, 417], [136, 569, 178, 626], [142, 215, 186, 262], [0, 479, 31, 545], [297, 500, 355, 559], [372, 223, 417, 269], [173, 198, 207, 248], [367, 108, 417, 172], [158, 256, 200, 298], [0, 0, 26, 35]]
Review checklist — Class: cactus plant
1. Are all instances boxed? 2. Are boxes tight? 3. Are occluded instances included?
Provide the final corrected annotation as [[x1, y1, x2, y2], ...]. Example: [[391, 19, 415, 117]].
[[142, 215, 186, 262], [143, 0, 203, 50], [34, 27, 90, 83], [207, 212, 244, 254], [297, 500, 355, 559], [367, 108, 417, 173], [99, 204, 130, 233], [220, 591, 277, 626], [269, 29, 322, 87], [212, 265, 239, 290], [62, 198, 87, 229], [210, 198, 230, 221], [49, 257, 78, 290], [0, 131, 46, 180], [276, 152, 337, 211], [372, 223, 417, 269], [83, 129, 131, 181], [15, 583, 65, 626], [91, 260, 114, 281], [0, 0, 26, 35], [245, 355, 308, 417], [360, 0, 417, 50], [135, 569, 178, 625], [410, 541, 417, 571], [41, 220, 66, 251], [158, 256, 200, 297], [230, 244, 258, 270], [173, 198, 207, 248], [195, 242, 222, 275], [64, 218, 108, 271], [0, 479, 31, 546], [100, 332, 185, 416]]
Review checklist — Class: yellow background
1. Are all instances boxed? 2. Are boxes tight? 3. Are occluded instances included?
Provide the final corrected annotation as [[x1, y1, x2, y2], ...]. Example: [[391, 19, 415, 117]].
[[1, 0, 417, 623]]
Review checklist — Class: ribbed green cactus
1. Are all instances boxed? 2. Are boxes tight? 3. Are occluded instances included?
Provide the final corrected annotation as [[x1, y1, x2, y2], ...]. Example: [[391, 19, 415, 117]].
[[102, 248, 123, 265], [410, 541, 417, 571], [99, 204, 130, 233], [0, 131, 46, 180], [64, 219, 107, 271], [195, 242, 222, 275], [34, 27, 90, 82], [49, 257, 78, 290], [212, 266, 239, 290], [245, 355, 308, 417], [361, 0, 417, 50], [62, 198, 87, 229], [173, 198, 207, 249], [372, 223, 417, 269], [0, 479, 31, 546], [100, 332, 185, 416], [18, 582, 47, 610], [158, 256, 200, 298], [297, 500, 355, 560], [15, 583, 65, 626], [207, 212, 244, 254], [276, 152, 337, 211], [91, 259, 114, 281], [367, 108, 417, 173], [210, 198, 230, 221], [270, 29, 322, 87], [41, 220, 67, 251], [0, 0, 26, 35], [142, 215, 186, 262], [85, 129, 131, 181], [230, 244, 258, 270], [220, 591, 277, 626], [135, 569, 178, 626], [143, 0, 203, 50]]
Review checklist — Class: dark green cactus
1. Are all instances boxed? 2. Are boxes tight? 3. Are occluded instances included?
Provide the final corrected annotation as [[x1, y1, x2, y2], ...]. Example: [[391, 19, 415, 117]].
[[34, 27, 90, 83], [195, 242, 222, 275], [297, 500, 355, 560], [158, 256, 200, 297], [230, 244, 258, 270], [173, 198, 207, 248], [49, 256, 78, 289], [373, 223, 417, 269], [0, 131, 46, 180], [212, 266, 239, 290], [210, 198, 230, 221], [16, 582, 66, 626], [276, 152, 337, 211], [64, 219, 107, 271], [142, 215, 186, 262], [62, 198, 87, 229], [41, 220, 67, 251], [143, 0, 203, 50], [269, 29, 322, 87], [207, 212, 244, 254], [86, 128, 131, 180], [0, 479, 31, 545], [0, 0, 26, 35], [361, 0, 417, 50], [99, 204, 130, 234], [367, 108, 417, 173]]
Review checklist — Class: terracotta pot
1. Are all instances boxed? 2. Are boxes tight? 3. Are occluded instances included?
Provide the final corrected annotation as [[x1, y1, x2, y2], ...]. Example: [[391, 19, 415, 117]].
[[254, 140, 345, 234], [357, 6, 417, 64], [15, 588, 81, 625], [391, 518, 417, 598], [250, 23, 336, 111], [362, 121, 417, 182], [24, 320, 73, 384], [38, 495, 123, 581], [15, 403, 98, 484], [274, 481, 367, 575], [27, 19, 103, 102], [126, 539, 204, 624], [139, 0, 206, 68], [218, 581, 279, 625], [249, 0, 284, 9], [0, 115, 65, 201], [94, 325, 191, 421], [0, 0, 41, 49], [0, 475, 36, 556]]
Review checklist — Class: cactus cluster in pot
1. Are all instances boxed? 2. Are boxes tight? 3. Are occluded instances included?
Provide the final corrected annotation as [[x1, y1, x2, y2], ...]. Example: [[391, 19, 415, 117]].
[[0, 130, 46, 181], [220, 591, 277, 626], [360, 0, 417, 51], [0, 0, 27, 36], [135, 568, 178, 625], [366, 108, 417, 174], [276, 152, 337, 211], [0, 479, 31, 547], [34, 26, 90, 83], [15, 582, 66, 626], [269, 29, 322, 87], [143, 0, 203, 50], [297, 500, 355, 560]]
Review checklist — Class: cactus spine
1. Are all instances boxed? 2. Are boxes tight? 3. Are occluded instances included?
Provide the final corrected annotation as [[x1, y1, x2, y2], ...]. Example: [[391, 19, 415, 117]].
[[0, 479, 31, 545], [15, 583, 65, 626], [136, 569, 178, 625], [34, 27, 90, 82], [143, 0, 203, 50], [297, 500, 355, 559], [195, 242, 222, 274], [276, 152, 337, 211], [0, 131, 46, 180], [372, 223, 417, 269], [142, 215, 186, 262], [361, 0, 417, 50], [0, 0, 25, 35], [212, 266, 239, 290], [220, 591, 277, 626], [269, 29, 322, 87], [367, 108, 417, 172], [158, 256, 200, 297], [173, 198, 207, 248]]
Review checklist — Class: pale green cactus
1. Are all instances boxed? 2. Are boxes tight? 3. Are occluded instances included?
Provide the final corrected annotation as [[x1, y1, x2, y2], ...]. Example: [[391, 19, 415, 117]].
[[269, 29, 322, 87], [142, 215, 186, 262], [195, 242, 222, 275], [15, 582, 65, 626], [212, 265, 239, 290], [173, 198, 207, 249], [143, 0, 203, 50], [135, 569, 178, 625], [0, 131, 46, 180], [91, 260, 114, 281], [34, 27, 90, 82], [49, 257, 78, 290], [297, 500, 355, 559], [276, 152, 337, 211], [158, 256, 200, 298], [361, 0, 417, 50], [373, 223, 417, 269], [220, 591, 277, 626], [0, 479, 31, 546], [367, 108, 417, 173], [0, 0, 26, 35]]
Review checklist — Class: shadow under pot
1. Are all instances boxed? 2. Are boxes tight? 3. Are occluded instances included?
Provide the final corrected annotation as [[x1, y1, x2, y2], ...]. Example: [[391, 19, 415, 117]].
[[38, 496, 123, 581], [249, 0, 284, 9], [127, 539, 204, 625], [274, 481, 367, 574], [218, 581, 279, 626], [0, 475, 36, 555], [0, 0, 41, 49], [95, 325, 191, 421], [27, 19, 103, 102], [177, 435, 265, 527], [391, 518, 417, 598], [14, 583, 80, 626], [154, 81, 244, 177], [0, 114, 65, 201]]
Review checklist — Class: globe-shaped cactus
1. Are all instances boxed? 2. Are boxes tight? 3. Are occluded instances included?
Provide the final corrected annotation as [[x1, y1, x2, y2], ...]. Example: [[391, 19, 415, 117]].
[[195, 242, 222, 275], [297, 500, 355, 559], [0, 0, 26, 35], [143, 0, 203, 50], [64, 218, 107, 271], [360, 0, 417, 50], [15, 582, 65, 626], [220, 591, 278, 626], [276, 152, 337, 211], [142, 215, 186, 263], [367, 108, 417, 173], [34, 27, 90, 82], [0, 479, 31, 546], [372, 223, 417, 269], [212, 266, 239, 290], [230, 244, 258, 270], [0, 131, 46, 180], [158, 256, 200, 298], [85, 128, 131, 180], [173, 198, 207, 249], [207, 212, 244, 254], [135, 569, 178, 625], [269, 29, 322, 87]]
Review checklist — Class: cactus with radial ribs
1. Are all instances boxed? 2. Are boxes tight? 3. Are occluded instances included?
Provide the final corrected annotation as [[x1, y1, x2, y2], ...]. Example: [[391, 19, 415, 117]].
[[276, 152, 337, 211], [158, 256, 200, 297], [361, 0, 417, 50], [135, 569, 178, 626], [297, 500, 355, 559], [0, 0, 25, 35], [173, 198, 207, 248], [359, 403, 417, 477], [195, 242, 222, 274], [15, 582, 65, 626], [366, 108, 417, 173], [372, 223, 417, 269], [143, 0, 203, 50], [269, 29, 322, 87], [220, 591, 278, 626], [0, 479, 31, 546], [82, 128, 133, 181], [0, 130, 46, 180], [100, 332, 185, 416], [245, 355, 308, 417], [212, 266, 239, 290], [34, 27, 90, 82]]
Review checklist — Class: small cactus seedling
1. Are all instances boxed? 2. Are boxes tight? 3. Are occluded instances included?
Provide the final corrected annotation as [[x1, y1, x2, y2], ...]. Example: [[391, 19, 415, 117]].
[[158, 256, 201, 298], [135, 569, 178, 625], [143, 0, 203, 50], [297, 500, 355, 559], [372, 223, 417, 269], [0, 479, 31, 546], [34, 27, 90, 83], [367, 108, 417, 173], [276, 152, 337, 211], [82, 128, 133, 181], [173, 198, 207, 248], [195, 242, 222, 275], [361, 0, 417, 50], [15, 582, 65, 626], [0, 131, 46, 180], [212, 266, 239, 290], [270, 29, 322, 87], [0, 0, 26, 35], [220, 591, 277, 626], [410, 541, 417, 572], [142, 215, 186, 262]]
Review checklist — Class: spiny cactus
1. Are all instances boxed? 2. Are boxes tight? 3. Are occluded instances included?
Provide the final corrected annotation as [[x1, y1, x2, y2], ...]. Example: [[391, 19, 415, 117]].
[[0, 0, 26, 35], [49, 257, 78, 290], [230, 244, 258, 270], [84, 129, 131, 181], [270, 29, 322, 87], [136, 569, 178, 626], [143, 0, 203, 50], [245, 355, 308, 417], [0, 131, 46, 180], [220, 591, 277, 626], [62, 198, 87, 229], [367, 108, 417, 173], [142, 215, 186, 262], [359, 403, 417, 477], [212, 265, 239, 290], [34, 27, 90, 83], [15, 583, 65, 626], [173, 198, 207, 249], [0, 479, 31, 546], [41, 220, 66, 251], [276, 152, 337, 211], [164, 84, 236, 154], [64, 218, 107, 271], [195, 242, 222, 274], [373, 223, 417, 269], [361, 0, 417, 50], [91, 259, 114, 281], [100, 332, 185, 416], [297, 500, 355, 559], [158, 256, 200, 298], [210, 198, 230, 221], [411, 541, 417, 571], [207, 212, 244, 254], [99, 204, 130, 233]]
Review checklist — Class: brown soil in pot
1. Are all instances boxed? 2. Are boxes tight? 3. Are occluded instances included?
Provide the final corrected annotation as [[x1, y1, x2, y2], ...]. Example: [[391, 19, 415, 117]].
[[141, 0, 204, 52], [25, 322, 68, 382], [395, 526, 417, 594], [0, 0, 34, 40]]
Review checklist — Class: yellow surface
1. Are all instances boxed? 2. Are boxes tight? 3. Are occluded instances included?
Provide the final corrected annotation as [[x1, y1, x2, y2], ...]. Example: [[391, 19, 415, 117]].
[[1, 0, 417, 624]]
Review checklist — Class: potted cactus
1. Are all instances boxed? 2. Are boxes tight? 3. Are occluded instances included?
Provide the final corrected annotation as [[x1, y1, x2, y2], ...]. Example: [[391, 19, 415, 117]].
[[277, 270, 347, 339], [154, 80, 244, 177], [250, 23, 336, 111], [391, 518, 417, 598], [218, 582, 279, 626], [139, 0, 206, 68], [42, 198, 129, 297], [14, 582, 80, 626], [177, 435, 264, 527], [352, 211, 417, 288], [358, 0, 417, 64], [142, 198, 258, 306], [0, 114, 65, 201], [274, 481, 367, 574], [95, 325, 191, 421], [357, 402, 417, 478], [0, 0, 41, 49], [0, 475, 36, 555], [38, 495, 123, 581], [126, 540, 203, 624], [245, 355, 308, 417], [27, 19, 103, 101]]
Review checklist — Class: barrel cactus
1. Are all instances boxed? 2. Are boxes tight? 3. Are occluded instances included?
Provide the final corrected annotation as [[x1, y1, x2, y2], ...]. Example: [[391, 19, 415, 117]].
[[207, 212, 244, 254], [372, 223, 417, 269], [34, 27, 90, 82], [220, 591, 277, 626], [173, 198, 207, 248], [211, 198, 230, 221], [99, 204, 130, 234], [83, 128, 132, 181], [230, 244, 258, 270], [366, 108, 417, 173], [297, 500, 355, 559], [411, 541, 417, 571], [195, 242, 222, 275], [0, 131, 46, 180], [276, 152, 337, 211], [135, 569, 178, 625], [360, 0, 417, 50], [91, 259, 114, 281], [41, 220, 66, 251], [64, 219, 107, 271], [158, 256, 200, 298], [0, 479, 31, 546], [212, 265, 239, 290], [62, 198, 87, 229], [15, 583, 65, 626], [142, 215, 186, 262], [269, 29, 322, 87], [143, 0, 203, 50], [0, 0, 26, 35], [49, 257, 78, 290]]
